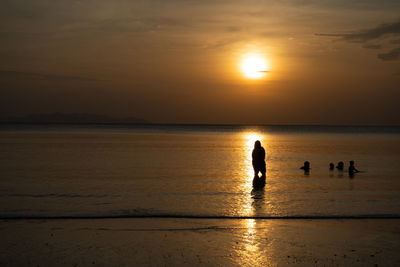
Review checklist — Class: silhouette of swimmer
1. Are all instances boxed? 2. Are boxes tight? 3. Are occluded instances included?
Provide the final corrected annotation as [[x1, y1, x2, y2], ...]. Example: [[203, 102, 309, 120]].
[[252, 140, 266, 187], [336, 161, 344, 171], [300, 161, 310, 175], [300, 161, 310, 171], [348, 160, 359, 175], [329, 162, 334, 170]]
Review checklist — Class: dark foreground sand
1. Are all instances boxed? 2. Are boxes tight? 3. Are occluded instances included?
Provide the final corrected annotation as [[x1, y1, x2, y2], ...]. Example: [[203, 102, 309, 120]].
[[0, 218, 399, 266]]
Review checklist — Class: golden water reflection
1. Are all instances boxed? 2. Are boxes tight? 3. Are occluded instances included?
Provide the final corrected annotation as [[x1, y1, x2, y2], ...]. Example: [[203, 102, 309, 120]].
[[233, 217, 274, 266], [237, 131, 265, 215], [230, 132, 271, 265], [244, 219, 257, 251], [239, 131, 270, 214]]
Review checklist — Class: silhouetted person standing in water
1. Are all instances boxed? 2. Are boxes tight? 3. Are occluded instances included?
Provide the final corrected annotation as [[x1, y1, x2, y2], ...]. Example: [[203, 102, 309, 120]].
[[336, 161, 344, 171], [348, 160, 359, 178], [300, 161, 310, 174], [329, 162, 334, 171], [252, 140, 266, 187]]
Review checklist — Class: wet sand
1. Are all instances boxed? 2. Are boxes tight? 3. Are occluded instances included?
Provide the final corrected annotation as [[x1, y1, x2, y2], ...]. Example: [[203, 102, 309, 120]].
[[0, 219, 399, 266]]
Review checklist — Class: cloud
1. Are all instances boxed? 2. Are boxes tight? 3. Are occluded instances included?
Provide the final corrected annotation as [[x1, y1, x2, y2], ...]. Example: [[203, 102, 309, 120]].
[[225, 26, 241, 32], [316, 20, 400, 42], [0, 70, 100, 81], [378, 48, 400, 61], [61, 17, 189, 36], [314, 33, 344, 37], [362, 44, 382, 49], [339, 20, 400, 42], [203, 38, 242, 49], [316, 19, 400, 61]]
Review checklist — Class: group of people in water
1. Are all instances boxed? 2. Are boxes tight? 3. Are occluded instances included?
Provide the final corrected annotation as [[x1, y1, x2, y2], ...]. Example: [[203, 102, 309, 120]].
[[300, 160, 360, 175], [251, 140, 362, 187]]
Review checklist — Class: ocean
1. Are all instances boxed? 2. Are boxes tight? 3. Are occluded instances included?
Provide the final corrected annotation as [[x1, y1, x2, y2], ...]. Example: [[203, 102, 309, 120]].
[[1, 124, 400, 219]]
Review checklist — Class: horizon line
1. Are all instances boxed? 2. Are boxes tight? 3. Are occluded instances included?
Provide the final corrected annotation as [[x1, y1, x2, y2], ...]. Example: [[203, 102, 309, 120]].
[[1, 214, 400, 220]]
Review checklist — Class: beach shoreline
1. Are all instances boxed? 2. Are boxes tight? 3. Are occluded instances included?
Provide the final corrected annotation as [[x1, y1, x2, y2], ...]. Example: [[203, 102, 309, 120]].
[[1, 218, 399, 266]]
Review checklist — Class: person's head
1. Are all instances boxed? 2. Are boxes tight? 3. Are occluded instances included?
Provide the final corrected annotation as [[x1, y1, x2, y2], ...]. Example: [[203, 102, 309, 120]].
[[336, 161, 344, 170], [349, 160, 354, 166], [304, 161, 310, 167], [254, 140, 261, 149]]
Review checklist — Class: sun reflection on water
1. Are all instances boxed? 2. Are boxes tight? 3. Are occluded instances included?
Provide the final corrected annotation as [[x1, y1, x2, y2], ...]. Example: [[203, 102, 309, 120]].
[[244, 132, 264, 151], [244, 218, 258, 251], [236, 131, 266, 215], [231, 131, 272, 265], [233, 218, 273, 265]]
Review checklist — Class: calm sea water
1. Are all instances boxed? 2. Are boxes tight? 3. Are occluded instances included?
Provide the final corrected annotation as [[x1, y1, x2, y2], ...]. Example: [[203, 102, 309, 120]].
[[0, 124, 400, 218]]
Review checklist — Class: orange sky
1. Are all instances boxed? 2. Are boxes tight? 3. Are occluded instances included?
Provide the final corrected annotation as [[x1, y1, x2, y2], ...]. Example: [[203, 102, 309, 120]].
[[1, 0, 400, 125]]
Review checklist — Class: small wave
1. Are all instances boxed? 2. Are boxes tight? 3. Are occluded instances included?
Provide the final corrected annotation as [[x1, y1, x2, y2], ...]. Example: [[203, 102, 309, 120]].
[[1, 193, 120, 198]]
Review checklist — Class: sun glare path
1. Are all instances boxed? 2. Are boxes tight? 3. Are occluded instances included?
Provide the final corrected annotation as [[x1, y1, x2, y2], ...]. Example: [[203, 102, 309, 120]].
[[241, 55, 269, 79], [245, 132, 264, 150]]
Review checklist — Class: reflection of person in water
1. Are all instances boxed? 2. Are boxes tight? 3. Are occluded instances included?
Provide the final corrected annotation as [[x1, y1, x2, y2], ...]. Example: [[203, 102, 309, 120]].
[[252, 141, 266, 183], [251, 188, 265, 216]]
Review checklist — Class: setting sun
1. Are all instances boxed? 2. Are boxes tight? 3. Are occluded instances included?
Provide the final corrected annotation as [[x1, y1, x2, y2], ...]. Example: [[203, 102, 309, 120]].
[[241, 55, 269, 79]]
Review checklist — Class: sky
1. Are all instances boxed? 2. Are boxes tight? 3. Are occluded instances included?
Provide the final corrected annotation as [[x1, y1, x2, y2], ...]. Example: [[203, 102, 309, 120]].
[[1, 0, 400, 125]]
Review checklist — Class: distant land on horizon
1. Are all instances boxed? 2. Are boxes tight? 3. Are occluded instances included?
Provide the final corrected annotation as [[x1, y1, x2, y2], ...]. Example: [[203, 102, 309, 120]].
[[0, 113, 150, 124], [1, 114, 400, 128]]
